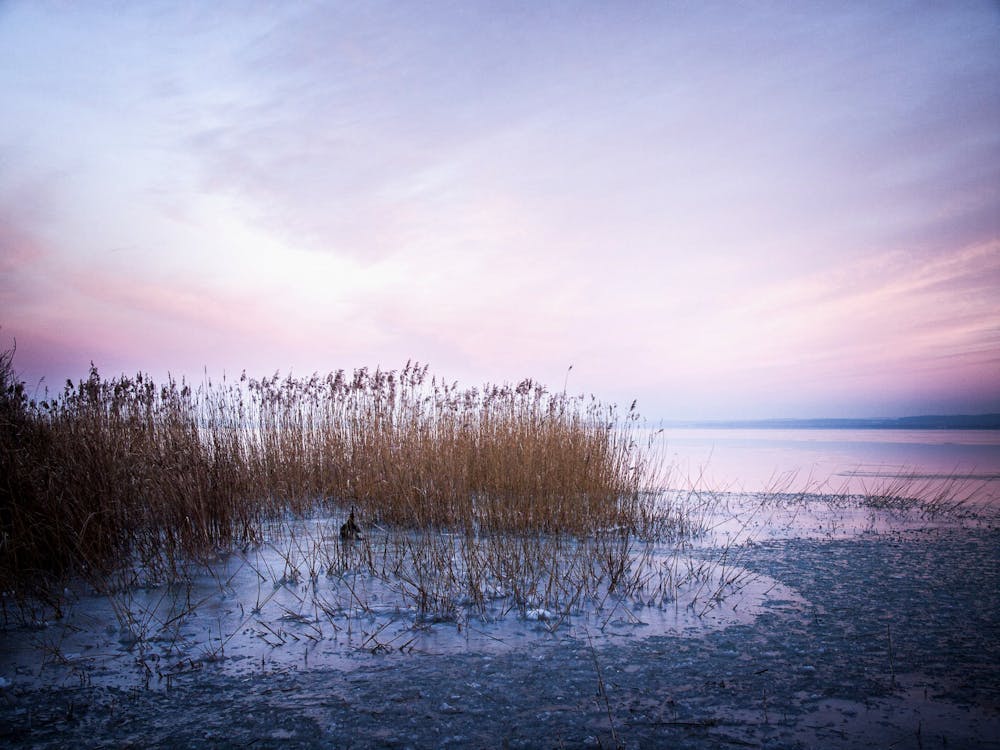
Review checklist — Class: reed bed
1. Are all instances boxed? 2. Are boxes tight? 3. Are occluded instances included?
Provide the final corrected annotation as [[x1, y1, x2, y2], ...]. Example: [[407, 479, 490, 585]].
[[837, 469, 986, 517], [0, 348, 662, 609]]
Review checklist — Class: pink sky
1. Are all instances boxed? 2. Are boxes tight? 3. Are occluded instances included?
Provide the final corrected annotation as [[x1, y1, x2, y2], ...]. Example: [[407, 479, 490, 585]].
[[1, 2, 998, 420]]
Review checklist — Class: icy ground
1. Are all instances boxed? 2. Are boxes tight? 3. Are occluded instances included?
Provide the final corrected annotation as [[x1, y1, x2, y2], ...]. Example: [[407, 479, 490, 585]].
[[2, 493, 999, 748], [1, 491, 991, 695]]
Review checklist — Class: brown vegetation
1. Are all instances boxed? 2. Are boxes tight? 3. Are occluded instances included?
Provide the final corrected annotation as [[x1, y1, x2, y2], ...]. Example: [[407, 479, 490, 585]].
[[0, 348, 662, 607]]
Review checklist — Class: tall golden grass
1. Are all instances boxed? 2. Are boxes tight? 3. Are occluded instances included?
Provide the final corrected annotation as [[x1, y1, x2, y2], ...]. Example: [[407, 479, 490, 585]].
[[0, 348, 661, 602]]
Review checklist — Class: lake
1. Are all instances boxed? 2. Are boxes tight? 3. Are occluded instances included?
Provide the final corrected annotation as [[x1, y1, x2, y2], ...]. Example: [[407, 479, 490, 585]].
[[654, 427, 1000, 504]]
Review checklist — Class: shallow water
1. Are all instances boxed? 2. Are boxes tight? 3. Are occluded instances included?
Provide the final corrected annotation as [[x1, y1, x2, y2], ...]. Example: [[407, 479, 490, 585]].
[[657, 427, 1000, 504]]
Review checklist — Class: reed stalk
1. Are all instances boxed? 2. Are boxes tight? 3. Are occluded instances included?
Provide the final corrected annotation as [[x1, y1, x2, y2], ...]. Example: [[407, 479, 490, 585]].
[[1, 349, 661, 606]]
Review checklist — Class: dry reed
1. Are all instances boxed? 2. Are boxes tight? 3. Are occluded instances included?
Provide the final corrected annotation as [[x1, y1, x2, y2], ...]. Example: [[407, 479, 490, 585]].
[[1, 348, 661, 609]]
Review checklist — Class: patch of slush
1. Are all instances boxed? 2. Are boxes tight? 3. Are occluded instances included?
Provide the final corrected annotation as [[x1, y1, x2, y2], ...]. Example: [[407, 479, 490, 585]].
[[662, 488, 994, 548], [0, 517, 798, 693], [785, 676, 1000, 750]]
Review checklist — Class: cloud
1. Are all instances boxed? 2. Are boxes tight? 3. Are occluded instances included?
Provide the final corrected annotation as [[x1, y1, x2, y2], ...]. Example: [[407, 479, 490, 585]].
[[0, 209, 44, 280], [1, 1, 998, 419], [717, 240, 1000, 395]]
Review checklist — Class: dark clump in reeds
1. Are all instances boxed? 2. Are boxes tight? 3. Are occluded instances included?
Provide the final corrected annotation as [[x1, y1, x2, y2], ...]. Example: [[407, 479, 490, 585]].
[[0, 348, 660, 605]]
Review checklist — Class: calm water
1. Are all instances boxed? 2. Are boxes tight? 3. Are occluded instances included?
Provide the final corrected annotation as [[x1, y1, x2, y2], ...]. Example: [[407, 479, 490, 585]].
[[655, 428, 1000, 504]]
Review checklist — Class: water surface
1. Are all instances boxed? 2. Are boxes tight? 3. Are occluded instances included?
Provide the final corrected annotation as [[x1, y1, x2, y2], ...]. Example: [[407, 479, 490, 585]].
[[656, 428, 1000, 504]]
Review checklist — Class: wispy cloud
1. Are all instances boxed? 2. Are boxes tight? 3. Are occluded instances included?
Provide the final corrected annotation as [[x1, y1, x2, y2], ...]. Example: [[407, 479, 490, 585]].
[[1, 1, 997, 417]]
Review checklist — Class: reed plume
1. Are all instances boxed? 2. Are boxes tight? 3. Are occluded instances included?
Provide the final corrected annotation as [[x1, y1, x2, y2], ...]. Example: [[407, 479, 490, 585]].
[[0, 349, 660, 602]]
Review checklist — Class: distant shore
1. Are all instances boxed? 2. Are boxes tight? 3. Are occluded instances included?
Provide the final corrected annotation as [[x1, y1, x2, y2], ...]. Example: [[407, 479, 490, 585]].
[[664, 414, 1000, 430]]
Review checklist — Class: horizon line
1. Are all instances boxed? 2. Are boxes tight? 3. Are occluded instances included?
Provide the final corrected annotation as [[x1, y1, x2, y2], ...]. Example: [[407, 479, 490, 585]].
[[660, 414, 1000, 430]]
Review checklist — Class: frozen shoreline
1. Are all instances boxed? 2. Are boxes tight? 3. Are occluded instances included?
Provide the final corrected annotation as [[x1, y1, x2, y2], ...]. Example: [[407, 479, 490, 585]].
[[2, 518, 998, 748], [3, 489, 991, 697]]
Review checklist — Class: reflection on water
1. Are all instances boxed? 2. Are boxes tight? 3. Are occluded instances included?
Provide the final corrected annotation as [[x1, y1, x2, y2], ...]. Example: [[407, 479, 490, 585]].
[[656, 428, 1000, 504]]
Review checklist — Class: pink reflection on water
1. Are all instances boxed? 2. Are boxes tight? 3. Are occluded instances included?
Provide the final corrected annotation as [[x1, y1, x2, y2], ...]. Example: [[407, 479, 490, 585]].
[[657, 428, 1000, 506]]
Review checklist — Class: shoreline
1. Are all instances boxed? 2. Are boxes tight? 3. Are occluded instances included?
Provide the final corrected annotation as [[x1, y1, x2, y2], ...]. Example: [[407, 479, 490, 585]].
[[3, 524, 997, 748]]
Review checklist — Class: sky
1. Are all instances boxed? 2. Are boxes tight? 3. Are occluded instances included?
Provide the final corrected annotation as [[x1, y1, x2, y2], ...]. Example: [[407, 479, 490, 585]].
[[1, 1, 998, 421]]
